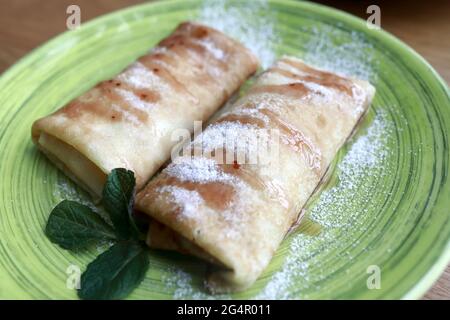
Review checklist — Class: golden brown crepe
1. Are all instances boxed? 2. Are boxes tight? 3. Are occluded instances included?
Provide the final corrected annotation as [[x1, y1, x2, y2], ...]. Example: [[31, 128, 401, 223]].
[[135, 56, 375, 292], [32, 22, 259, 198]]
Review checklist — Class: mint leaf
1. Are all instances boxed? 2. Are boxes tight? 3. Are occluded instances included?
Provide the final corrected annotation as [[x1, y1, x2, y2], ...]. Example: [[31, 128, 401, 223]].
[[45, 200, 115, 250], [78, 241, 149, 300], [102, 168, 136, 239], [130, 210, 150, 241]]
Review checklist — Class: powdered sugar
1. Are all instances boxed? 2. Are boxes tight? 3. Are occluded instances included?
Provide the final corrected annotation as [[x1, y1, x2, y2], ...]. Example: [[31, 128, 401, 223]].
[[53, 178, 111, 225], [110, 103, 141, 125], [118, 62, 169, 91], [308, 111, 392, 228], [302, 26, 377, 82], [162, 156, 256, 235], [163, 268, 231, 299], [255, 111, 394, 299], [166, 157, 226, 183], [275, 59, 337, 99], [195, 38, 226, 61], [229, 108, 271, 125], [157, 185, 205, 220], [198, 0, 278, 69], [53, 179, 92, 207], [115, 87, 155, 112], [195, 121, 272, 165]]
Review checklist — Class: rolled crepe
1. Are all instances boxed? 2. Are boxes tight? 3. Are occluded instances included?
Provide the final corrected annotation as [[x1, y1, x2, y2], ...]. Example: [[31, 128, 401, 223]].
[[135, 56, 375, 292], [32, 22, 259, 198]]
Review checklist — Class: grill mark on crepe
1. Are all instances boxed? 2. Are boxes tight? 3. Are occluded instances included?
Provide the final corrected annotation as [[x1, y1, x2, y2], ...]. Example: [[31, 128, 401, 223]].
[[57, 89, 142, 124], [159, 40, 225, 90], [260, 108, 322, 173], [270, 66, 354, 96], [95, 81, 153, 123], [278, 58, 355, 96], [196, 148, 268, 192], [176, 22, 211, 38], [103, 79, 161, 104], [57, 22, 253, 127], [157, 157, 289, 213], [57, 99, 95, 120], [58, 76, 161, 124], [219, 160, 290, 209], [174, 22, 236, 63], [138, 54, 198, 104], [216, 114, 266, 128], [146, 27, 231, 102], [178, 21, 253, 64], [248, 82, 312, 99], [142, 21, 239, 103], [156, 175, 235, 212], [217, 103, 322, 174], [157, 29, 232, 98], [159, 34, 229, 71], [182, 137, 291, 210], [151, 22, 249, 106], [148, 43, 228, 104]]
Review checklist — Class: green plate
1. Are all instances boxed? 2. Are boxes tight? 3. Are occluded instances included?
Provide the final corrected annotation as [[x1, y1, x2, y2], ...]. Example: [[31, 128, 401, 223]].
[[0, 0, 449, 299]]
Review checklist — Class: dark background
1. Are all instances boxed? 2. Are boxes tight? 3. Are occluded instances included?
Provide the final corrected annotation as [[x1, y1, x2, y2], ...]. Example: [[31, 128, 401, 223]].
[[0, 0, 448, 299]]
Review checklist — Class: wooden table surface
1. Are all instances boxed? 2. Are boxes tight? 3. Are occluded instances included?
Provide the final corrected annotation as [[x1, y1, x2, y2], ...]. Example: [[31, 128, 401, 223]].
[[0, 0, 448, 299]]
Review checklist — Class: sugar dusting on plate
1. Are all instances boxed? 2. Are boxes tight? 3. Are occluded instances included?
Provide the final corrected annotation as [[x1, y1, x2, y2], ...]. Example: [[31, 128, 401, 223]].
[[198, 0, 278, 69], [53, 179, 94, 208], [163, 268, 230, 300], [255, 111, 394, 299], [53, 178, 111, 226], [302, 25, 378, 82]]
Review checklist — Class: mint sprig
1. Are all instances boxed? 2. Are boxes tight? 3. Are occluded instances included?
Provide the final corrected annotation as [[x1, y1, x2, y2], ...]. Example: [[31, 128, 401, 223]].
[[45, 200, 116, 250], [102, 168, 136, 240], [78, 241, 149, 300], [45, 168, 150, 300]]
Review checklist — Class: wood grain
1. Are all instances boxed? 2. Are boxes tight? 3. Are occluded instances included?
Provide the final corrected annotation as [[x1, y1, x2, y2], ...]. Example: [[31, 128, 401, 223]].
[[0, 0, 448, 299]]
